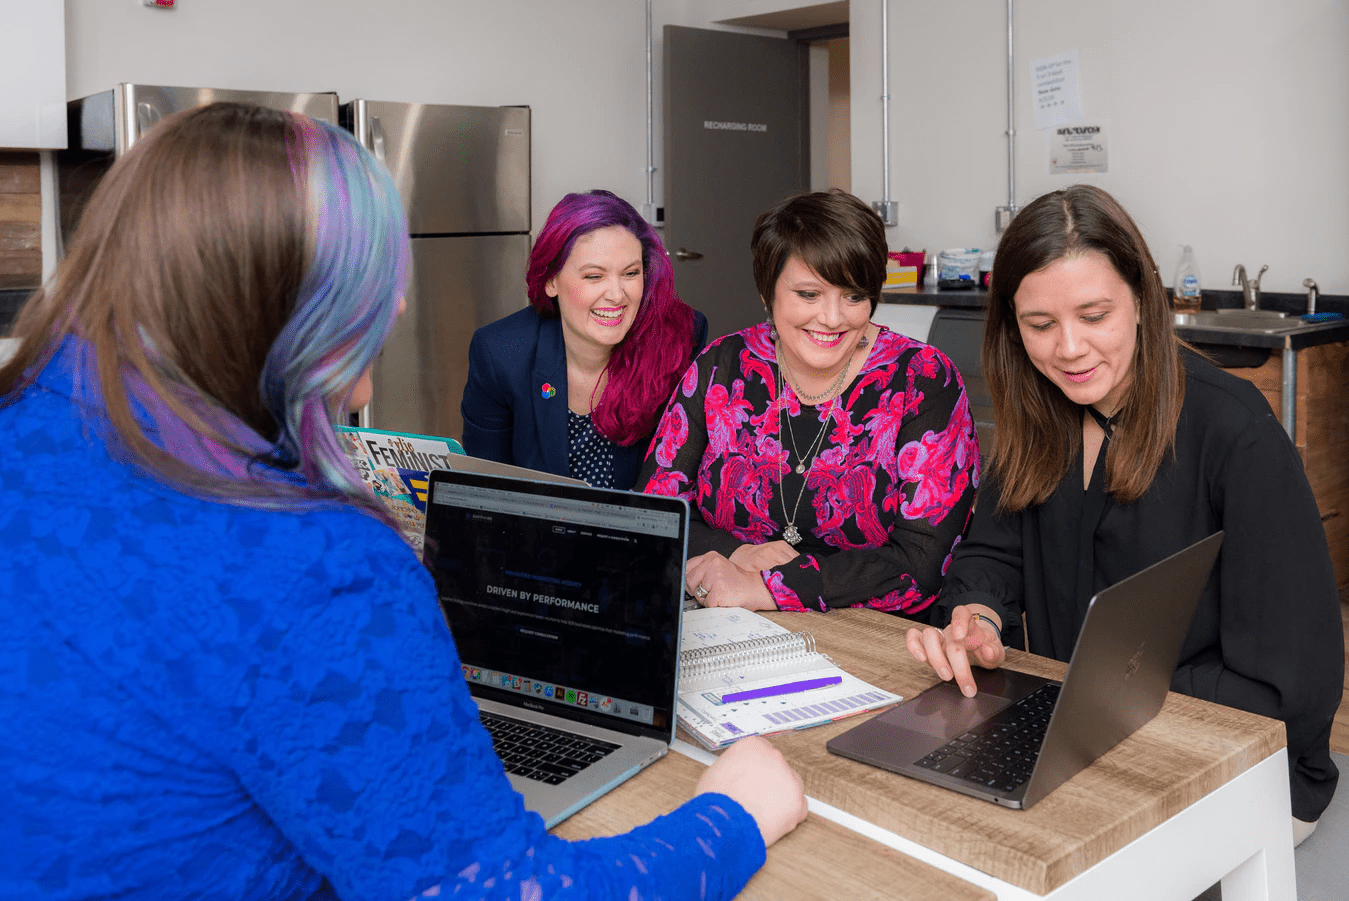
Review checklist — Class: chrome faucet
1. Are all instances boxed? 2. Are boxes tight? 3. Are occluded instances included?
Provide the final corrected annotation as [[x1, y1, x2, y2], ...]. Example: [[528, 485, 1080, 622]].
[[1232, 264, 1269, 310], [1304, 278, 1319, 315]]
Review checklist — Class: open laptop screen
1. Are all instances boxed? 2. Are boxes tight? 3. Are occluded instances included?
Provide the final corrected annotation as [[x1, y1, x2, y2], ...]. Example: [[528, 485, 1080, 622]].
[[423, 471, 687, 741]]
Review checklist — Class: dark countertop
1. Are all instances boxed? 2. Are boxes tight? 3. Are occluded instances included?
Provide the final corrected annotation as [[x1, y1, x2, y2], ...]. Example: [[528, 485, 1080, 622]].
[[881, 284, 988, 309], [881, 286, 1349, 350]]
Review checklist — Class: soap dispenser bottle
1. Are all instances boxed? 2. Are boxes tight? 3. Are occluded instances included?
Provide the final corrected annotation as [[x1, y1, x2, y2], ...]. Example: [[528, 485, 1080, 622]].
[[1173, 246, 1202, 315]]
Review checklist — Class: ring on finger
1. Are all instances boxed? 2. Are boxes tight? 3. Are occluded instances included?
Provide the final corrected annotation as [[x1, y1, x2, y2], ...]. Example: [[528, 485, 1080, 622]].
[[694, 583, 710, 599]]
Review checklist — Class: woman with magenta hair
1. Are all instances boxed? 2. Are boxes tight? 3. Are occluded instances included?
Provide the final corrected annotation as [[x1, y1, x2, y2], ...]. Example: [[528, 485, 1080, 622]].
[[0, 103, 805, 900], [460, 189, 708, 489]]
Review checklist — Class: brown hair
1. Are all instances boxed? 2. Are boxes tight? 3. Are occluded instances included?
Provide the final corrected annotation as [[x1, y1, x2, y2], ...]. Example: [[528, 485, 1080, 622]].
[[751, 190, 888, 314], [983, 184, 1184, 511], [0, 102, 407, 513]]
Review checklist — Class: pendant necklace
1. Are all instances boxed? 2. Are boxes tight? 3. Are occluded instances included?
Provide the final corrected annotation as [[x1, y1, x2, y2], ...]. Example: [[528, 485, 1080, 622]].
[[779, 351, 850, 405], [775, 348, 837, 545]]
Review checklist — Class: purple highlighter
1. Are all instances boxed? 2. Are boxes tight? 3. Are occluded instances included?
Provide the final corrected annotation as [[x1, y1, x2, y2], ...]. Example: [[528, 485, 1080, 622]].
[[722, 676, 843, 704]]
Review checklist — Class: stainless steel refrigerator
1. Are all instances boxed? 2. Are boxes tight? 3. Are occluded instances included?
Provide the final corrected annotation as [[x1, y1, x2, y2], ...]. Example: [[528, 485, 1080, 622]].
[[342, 100, 531, 441], [56, 84, 340, 249]]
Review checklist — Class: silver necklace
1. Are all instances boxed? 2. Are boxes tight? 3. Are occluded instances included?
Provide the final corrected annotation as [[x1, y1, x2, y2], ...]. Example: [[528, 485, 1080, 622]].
[[776, 362, 835, 546], [778, 351, 850, 404]]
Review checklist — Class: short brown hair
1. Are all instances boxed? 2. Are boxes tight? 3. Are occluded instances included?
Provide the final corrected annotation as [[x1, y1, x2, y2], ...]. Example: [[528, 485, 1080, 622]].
[[983, 184, 1184, 511], [751, 190, 888, 314]]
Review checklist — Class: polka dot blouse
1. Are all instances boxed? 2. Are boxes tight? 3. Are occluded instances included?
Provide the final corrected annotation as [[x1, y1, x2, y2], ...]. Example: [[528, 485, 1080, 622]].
[[567, 410, 617, 488]]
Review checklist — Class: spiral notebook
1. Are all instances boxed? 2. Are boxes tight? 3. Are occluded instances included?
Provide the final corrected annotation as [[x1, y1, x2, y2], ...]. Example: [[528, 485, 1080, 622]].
[[677, 608, 902, 749]]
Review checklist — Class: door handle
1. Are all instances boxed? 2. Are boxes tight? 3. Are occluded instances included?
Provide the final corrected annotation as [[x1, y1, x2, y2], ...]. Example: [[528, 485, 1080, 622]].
[[369, 116, 386, 163], [674, 248, 704, 261]]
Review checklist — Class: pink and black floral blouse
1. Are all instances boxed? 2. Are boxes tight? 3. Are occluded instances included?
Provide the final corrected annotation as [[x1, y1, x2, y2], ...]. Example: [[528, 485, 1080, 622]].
[[638, 322, 979, 617]]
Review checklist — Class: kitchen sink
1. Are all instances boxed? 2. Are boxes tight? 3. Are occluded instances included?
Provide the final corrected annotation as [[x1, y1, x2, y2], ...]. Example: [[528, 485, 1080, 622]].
[[1175, 310, 1318, 334]]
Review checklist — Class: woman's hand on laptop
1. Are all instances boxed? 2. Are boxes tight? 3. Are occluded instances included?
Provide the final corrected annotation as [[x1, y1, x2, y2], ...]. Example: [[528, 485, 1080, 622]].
[[695, 736, 807, 847], [905, 605, 1007, 698]]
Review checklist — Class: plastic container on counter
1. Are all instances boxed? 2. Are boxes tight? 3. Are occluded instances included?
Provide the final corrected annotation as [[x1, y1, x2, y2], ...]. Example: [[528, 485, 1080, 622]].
[[937, 249, 980, 289]]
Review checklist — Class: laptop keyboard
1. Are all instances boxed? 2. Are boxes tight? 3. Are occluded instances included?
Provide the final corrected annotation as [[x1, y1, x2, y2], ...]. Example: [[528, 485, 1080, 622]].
[[479, 711, 621, 785], [914, 682, 1062, 794]]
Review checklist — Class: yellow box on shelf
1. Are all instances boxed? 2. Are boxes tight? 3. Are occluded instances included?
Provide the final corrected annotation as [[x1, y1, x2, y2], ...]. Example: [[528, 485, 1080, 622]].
[[886, 250, 925, 288]]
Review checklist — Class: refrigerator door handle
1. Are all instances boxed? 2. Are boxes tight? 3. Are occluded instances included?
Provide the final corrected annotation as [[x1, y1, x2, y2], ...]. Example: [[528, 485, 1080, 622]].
[[370, 116, 386, 163], [136, 102, 161, 137]]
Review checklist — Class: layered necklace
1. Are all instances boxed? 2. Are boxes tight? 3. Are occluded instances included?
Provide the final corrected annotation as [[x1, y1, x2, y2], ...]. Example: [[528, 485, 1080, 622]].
[[774, 344, 854, 545]]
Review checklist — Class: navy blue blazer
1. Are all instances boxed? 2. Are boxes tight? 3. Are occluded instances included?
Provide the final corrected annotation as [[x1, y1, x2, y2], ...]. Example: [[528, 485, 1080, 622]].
[[460, 305, 708, 490]]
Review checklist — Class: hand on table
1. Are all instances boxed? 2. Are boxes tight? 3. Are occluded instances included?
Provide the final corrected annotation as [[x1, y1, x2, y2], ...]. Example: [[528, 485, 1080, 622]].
[[729, 540, 799, 572], [905, 604, 1006, 697], [686, 551, 776, 611], [695, 735, 807, 847]]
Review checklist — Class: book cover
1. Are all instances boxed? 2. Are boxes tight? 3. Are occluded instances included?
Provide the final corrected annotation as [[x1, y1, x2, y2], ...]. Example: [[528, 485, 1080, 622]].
[[677, 607, 902, 749], [337, 426, 465, 552]]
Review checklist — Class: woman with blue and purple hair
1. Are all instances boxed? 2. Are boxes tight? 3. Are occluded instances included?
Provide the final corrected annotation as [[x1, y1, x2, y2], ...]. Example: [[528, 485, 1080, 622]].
[[0, 103, 804, 900], [460, 190, 708, 489]]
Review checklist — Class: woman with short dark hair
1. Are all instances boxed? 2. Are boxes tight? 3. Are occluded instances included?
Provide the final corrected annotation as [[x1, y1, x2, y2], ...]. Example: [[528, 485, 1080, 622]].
[[460, 189, 707, 489], [640, 190, 979, 615], [0, 103, 806, 899], [906, 184, 1341, 840]]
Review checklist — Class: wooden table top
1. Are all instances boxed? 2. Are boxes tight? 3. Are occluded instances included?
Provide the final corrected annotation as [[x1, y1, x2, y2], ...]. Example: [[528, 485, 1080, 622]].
[[555, 743, 995, 901], [741, 609, 1287, 895]]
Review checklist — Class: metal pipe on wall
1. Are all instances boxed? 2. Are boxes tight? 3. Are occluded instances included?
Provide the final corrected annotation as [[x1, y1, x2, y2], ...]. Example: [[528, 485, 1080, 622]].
[[872, 0, 897, 226], [644, 0, 657, 223], [996, 0, 1019, 232]]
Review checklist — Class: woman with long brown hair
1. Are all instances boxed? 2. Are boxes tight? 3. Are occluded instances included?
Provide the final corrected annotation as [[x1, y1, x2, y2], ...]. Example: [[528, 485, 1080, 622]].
[[905, 185, 1340, 840]]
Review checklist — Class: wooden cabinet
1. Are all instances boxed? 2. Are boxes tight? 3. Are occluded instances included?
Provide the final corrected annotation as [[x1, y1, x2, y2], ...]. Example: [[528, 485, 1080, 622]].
[[1221, 341, 1349, 597], [0, 153, 42, 291]]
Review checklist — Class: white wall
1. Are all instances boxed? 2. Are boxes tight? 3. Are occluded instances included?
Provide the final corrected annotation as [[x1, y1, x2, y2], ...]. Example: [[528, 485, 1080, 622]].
[[64, 0, 666, 236], [63, 0, 788, 238], [62, 1, 1346, 295], [849, 0, 1349, 296]]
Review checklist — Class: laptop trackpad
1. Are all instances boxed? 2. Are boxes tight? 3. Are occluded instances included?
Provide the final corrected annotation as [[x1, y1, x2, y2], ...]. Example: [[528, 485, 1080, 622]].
[[877, 680, 1015, 739]]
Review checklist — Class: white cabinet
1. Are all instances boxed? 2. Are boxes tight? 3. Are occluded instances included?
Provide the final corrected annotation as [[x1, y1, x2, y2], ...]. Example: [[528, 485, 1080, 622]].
[[1, 4, 67, 148]]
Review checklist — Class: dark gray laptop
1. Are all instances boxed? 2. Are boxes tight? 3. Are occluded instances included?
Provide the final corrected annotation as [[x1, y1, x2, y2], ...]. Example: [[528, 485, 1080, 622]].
[[827, 532, 1223, 809], [422, 468, 688, 827]]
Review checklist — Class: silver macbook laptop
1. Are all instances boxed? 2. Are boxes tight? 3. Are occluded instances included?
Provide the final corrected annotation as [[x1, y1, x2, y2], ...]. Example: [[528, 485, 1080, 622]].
[[440, 451, 589, 486], [423, 468, 688, 827], [827, 532, 1223, 809]]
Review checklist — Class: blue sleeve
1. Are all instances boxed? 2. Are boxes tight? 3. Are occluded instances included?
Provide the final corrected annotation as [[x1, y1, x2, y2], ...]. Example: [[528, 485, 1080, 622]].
[[461, 327, 518, 465], [225, 527, 766, 901]]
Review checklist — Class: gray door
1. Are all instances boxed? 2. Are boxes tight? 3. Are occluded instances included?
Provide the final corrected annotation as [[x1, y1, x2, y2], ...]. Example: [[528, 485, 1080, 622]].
[[664, 25, 807, 342]]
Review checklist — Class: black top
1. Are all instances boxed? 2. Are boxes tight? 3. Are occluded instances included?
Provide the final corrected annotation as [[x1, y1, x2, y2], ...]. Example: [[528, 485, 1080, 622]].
[[637, 323, 979, 616], [936, 350, 1343, 821]]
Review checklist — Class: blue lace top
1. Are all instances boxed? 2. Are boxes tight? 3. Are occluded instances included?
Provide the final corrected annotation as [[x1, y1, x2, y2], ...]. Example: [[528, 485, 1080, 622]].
[[0, 339, 765, 900]]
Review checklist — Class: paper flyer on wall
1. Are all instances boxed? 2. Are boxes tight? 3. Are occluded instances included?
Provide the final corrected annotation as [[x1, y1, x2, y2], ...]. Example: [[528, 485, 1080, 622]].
[[336, 426, 465, 551]]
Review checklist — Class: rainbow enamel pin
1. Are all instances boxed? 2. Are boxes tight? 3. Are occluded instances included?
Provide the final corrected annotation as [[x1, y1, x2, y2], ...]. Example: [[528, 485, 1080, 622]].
[[540, 382, 557, 399]]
